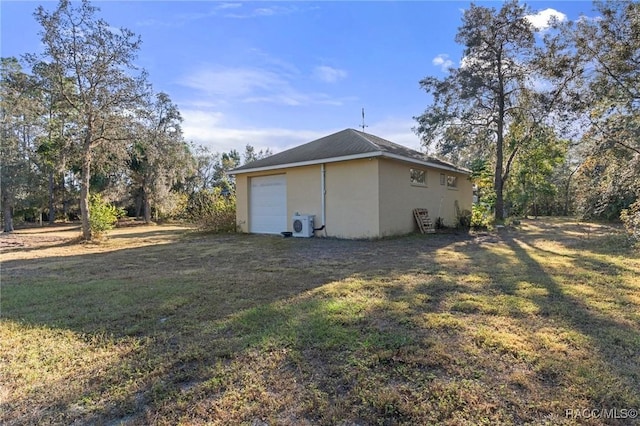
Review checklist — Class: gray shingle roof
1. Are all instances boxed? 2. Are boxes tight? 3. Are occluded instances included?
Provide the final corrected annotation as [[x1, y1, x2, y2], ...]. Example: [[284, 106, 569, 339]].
[[230, 128, 468, 174]]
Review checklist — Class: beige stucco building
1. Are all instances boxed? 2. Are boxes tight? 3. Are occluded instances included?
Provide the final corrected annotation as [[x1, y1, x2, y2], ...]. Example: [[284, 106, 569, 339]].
[[230, 129, 472, 239]]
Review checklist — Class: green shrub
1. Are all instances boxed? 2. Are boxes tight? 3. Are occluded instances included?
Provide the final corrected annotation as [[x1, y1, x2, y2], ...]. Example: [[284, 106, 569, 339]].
[[186, 188, 237, 233], [620, 199, 640, 244], [89, 194, 125, 238], [471, 204, 493, 230]]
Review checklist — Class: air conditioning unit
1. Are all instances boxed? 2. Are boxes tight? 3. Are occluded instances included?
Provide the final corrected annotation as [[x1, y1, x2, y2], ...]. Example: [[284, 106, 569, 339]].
[[292, 214, 315, 238]]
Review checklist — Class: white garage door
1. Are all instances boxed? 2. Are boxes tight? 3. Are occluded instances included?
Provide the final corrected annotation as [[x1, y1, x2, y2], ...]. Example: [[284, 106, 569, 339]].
[[249, 174, 287, 234]]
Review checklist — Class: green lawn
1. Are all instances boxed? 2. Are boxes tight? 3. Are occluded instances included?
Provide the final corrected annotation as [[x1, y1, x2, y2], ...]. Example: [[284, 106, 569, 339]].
[[1, 219, 639, 425]]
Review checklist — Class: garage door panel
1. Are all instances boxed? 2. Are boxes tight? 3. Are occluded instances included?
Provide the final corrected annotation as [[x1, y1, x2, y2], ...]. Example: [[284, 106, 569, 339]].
[[250, 175, 287, 234]]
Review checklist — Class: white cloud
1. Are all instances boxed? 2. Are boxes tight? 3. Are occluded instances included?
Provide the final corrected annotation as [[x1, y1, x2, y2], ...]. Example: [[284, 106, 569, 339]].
[[243, 92, 352, 107], [525, 8, 567, 31], [217, 3, 242, 10], [137, 3, 247, 27], [432, 54, 454, 72], [224, 5, 296, 19], [177, 54, 356, 153], [181, 67, 286, 98], [180, 109, 329, 153], [180, 65, 352, 107], [313, 65, 348, 83]]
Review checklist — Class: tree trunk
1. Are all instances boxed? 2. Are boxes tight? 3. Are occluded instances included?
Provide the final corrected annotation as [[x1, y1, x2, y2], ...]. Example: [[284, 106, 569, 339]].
[[48, 170, 55, 224], [494, 167, 504, 221], [80, 143, 92, 240], [564, 166, 578, 216], [494, 61, 506, 222], [143, 188, 151, 223], [61, 152, 68, 221], [2, 196, 13, 233], [62, 173, 68, 221], [494, 123, 505, 221]]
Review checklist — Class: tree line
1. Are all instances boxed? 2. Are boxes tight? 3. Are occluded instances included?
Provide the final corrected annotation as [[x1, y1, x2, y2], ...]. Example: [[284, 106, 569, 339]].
[[1, 0, 270, 239], [2, 0, 638, 241], [414, 0, 638, 238]]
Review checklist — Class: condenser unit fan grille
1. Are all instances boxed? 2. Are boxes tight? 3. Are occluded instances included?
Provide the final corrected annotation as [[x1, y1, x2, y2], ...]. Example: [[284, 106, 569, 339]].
[[291, 214, 315, 237]]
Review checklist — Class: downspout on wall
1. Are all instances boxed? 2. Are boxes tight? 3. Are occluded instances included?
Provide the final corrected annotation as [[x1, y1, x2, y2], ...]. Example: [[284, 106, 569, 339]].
[[321, 163, 327, 236]]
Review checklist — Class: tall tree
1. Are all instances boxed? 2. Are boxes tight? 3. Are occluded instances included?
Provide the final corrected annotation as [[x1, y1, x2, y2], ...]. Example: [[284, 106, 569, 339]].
[[504, 116, 568, 217], [561, 1, 639, 221], [35, 0, 148, 240], [0, 58, 43, 231], [573, 0, 639, 156], [214, 149, 241, 193], [31, 61, 77, 224], [188, 145, 218, 193], [129, 92, 193, 222], [243, 144, 273, 164], [414, 1, 568, 220]]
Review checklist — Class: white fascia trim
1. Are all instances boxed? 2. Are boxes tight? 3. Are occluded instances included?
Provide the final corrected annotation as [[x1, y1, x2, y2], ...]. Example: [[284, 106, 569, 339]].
[[228, 151, 382, 175], [381, 152, 471, 175], [228, 151, 470, 176]]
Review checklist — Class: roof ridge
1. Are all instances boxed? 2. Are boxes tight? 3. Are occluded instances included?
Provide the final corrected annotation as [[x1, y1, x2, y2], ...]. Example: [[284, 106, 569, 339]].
[[349, 128, 384, 151], [353, 128, 422, 152]]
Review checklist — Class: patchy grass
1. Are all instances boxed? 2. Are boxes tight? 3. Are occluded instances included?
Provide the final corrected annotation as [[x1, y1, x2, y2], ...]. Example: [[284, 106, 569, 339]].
[[1, 218, 639, 425]]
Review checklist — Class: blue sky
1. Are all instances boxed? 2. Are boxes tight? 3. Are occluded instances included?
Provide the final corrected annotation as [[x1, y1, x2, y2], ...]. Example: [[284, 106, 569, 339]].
[[1, 1, 596, 155]]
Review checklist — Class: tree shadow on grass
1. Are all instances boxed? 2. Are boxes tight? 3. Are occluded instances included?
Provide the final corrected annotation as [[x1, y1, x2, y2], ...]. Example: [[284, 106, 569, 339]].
[[5, 223, 639, 425], [0, 233, 82, 254], [493, 230, 640, 413], [1, 231, 467, 425], [4, 223, 82, 234], [107, 227, 192, 241]]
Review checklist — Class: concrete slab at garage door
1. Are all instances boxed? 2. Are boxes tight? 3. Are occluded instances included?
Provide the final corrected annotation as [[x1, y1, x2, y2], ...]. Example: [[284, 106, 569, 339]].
[[249, 174, 287, 234]]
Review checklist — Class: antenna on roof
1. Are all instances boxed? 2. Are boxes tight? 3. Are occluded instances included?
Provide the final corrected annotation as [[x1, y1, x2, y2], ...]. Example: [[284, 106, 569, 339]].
[[360, 108, 368, 132]]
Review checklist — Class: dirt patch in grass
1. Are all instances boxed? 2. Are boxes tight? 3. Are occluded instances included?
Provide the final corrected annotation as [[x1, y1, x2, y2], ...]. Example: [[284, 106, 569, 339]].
[[1, 218, 639, 425]]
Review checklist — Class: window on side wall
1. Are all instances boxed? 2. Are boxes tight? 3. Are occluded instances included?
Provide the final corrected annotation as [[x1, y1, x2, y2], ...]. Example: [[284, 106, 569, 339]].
[[410, 168, 427, 186], [446, 175, 458, 189], [440, 173, 445, 185]]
